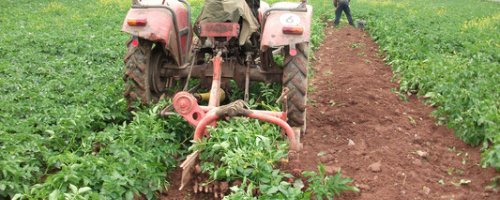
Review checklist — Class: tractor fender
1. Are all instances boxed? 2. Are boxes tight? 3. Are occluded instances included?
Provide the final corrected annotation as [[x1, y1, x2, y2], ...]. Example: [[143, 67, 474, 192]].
[[260, 3, 312, 51], [258, 1, 270, 24], [121, 0, 191, 65]]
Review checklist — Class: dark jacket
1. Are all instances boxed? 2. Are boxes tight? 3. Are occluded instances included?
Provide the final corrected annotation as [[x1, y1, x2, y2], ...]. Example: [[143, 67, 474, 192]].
[[334, 0, 349, 7]]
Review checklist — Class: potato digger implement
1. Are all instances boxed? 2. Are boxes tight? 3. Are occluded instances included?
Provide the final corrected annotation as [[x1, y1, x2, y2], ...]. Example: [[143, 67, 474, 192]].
[[121, 0, 312, 195]]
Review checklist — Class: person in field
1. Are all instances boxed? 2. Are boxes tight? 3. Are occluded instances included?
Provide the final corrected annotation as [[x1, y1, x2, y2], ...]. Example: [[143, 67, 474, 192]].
[[333, 0, 354, 26]]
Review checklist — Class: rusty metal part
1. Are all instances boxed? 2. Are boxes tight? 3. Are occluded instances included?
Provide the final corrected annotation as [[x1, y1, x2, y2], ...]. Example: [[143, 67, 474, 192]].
[[172, 92, 206, 127], [174, 48, 303, 191], [161, 60, 283, 87], [149, 46, 170, 94], [200, 22, 240, 40], [183, 49, 198, 91], [195, 89, 226, 102], [159, 84, 199, 117], [215, 100, 251, 118], [244, 53, 252, 102], [189, 178, 233, 198], [180, 150, 200, 190], [208, 52, 223, 107], [276, 87, 290, 104]]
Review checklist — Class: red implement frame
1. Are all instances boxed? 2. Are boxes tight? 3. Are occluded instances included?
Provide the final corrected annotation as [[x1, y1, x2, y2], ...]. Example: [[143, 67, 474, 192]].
[[173, 51, 302, 191], [172, 53, 301, 151]]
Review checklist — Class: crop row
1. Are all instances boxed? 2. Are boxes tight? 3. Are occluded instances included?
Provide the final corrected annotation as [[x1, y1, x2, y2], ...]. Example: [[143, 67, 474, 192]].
[[352, 0, 499, 168], [0, 0, 356, 199]]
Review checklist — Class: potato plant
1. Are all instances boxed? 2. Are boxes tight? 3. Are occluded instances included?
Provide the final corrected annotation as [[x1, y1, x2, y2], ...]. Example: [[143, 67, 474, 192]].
[[0, 0, 355, 199], [352, 0, 500, 168]]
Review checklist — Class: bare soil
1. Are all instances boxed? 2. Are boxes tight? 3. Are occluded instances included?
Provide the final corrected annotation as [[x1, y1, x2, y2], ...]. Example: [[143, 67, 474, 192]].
[[162, 26, 499, 199], [299, 26, 498, 199]]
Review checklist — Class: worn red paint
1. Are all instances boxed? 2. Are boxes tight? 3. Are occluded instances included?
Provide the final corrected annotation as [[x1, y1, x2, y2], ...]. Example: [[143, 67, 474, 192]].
[[200, 23, 240, 38], [260, 3, 313, 51]]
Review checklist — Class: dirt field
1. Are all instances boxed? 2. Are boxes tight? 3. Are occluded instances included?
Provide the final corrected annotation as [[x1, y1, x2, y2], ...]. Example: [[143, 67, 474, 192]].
[[163, 26, 499, 199], [299, 26, 498, 199]]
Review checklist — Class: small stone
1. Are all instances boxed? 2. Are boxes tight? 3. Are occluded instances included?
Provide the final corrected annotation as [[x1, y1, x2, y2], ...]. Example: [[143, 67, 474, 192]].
[[416, 150, 429, 158], [348, 139, 355, 146], [320, 154, 334, 163], [368, 161, 382, 172], [484, 186, 498, 193], [422, 186, 431, 195]]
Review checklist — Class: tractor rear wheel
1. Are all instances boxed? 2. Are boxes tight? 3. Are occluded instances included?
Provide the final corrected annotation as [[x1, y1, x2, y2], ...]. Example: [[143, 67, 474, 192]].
[[283, 43, 308, 134], [123, 38, 168, 110]]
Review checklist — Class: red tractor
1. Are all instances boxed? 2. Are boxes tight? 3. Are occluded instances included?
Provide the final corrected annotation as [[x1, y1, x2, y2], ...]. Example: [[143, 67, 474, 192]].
[[122, 0, 312, 191]]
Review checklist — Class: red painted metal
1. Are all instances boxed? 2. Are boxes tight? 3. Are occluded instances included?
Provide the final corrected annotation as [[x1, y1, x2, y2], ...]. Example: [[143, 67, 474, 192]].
[[173, 52, 301, 152], [247, 112, 300, 151], [260, 3, 313, 51], [208, 53, 223, 107], [192, 109, 218, 140], [200, 23, 240, 38], [189, 106, 300, 151], [173, 91, 206, 127], [121, 0, 191, 65], [258, 1, 270, 23]]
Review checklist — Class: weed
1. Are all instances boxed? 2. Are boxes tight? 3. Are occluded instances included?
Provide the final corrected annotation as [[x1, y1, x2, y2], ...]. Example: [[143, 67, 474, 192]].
[[303, 165, 359, 200]]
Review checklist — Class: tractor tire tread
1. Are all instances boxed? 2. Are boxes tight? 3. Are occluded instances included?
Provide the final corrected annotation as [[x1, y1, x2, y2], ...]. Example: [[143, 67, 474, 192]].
[[283, 43, 308, 128]]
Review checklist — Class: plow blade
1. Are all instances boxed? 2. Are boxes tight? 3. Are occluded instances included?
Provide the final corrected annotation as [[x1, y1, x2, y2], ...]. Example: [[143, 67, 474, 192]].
[[179, 150, 200, 190]]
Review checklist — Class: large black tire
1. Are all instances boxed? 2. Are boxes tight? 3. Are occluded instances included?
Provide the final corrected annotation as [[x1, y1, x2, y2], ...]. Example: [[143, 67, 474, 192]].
[[283, 43, 308, 133], [123, 38, 166, 110]]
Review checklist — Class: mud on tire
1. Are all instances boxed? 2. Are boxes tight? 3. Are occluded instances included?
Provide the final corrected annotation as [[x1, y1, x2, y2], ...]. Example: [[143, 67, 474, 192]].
[[283, 43, 308, 133], [123, 38, 156, 110]]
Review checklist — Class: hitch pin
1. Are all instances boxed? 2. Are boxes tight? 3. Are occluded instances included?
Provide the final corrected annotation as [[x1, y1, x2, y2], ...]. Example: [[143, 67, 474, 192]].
[[276, 87, 290, 104]]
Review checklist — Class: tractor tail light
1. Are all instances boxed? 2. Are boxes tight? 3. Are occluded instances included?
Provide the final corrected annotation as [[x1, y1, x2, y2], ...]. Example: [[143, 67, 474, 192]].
[[127, 18, 147, 26], [131, 37, 139, 47], [282, 26, 304, 35]]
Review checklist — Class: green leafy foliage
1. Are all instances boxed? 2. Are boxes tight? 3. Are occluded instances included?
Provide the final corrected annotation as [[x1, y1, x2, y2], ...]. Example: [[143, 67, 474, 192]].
[[0, 0, 193, 198], [24, 106, 192, 199], [195, 119, 358, 199], [192, 118, 288, 182], [303, 165, 359, 200], [352, 0, 500, 168], [194, 82, 357, 199], [0, 0, 353, 199]]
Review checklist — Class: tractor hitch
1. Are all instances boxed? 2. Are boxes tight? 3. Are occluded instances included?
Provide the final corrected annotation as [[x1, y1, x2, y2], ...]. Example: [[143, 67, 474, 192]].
[[170, 52, 302, 191]]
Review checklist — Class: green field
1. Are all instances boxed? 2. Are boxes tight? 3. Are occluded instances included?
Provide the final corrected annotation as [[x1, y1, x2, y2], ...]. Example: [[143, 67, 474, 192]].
[[1, 0, 498, 199], [0, 0, 347, 199], [352, 0, 500, 168]]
